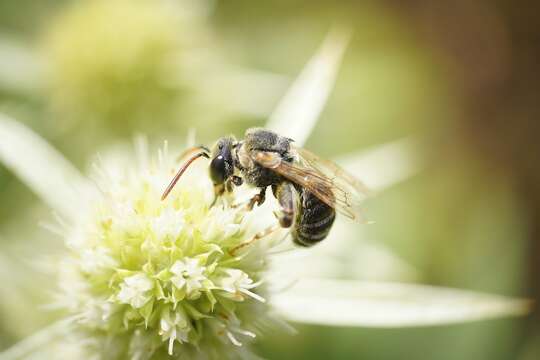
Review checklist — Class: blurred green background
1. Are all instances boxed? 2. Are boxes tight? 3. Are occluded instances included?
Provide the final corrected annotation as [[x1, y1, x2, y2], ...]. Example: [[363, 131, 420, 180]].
[[0, 0, 538, 359]]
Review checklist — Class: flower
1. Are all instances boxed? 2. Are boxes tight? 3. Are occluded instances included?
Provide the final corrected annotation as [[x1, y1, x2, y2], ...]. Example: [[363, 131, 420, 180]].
[[170, 258, 207, 299], [54, 142, 283, 359], [0, 28, 531, 358], [219, 269, 265, 303], [159, 309, 190, 355], [43, 0, 206, 129], [117, 274, 155, 309]]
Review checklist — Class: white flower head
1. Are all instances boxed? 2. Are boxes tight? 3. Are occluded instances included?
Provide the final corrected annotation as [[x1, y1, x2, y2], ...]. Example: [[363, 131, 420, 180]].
[[43, 0, 203, 128], [56, 142, 283, 359]]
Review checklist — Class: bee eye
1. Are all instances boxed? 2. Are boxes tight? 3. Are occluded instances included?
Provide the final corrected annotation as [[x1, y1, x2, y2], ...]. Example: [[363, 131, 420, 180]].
[[209, 155, 227, 184]]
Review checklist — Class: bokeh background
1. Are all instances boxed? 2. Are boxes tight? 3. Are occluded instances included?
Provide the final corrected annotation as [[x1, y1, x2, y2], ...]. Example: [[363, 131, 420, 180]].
[[0, 0, 538, 359]]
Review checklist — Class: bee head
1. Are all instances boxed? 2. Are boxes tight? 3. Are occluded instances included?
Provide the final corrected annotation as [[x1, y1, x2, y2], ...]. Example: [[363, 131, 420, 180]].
[[209, 136, 235, 185]]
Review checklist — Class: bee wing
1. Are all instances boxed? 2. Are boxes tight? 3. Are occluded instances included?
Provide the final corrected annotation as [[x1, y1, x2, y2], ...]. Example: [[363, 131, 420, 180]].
[[296, 147, 371, 196], [251, 148, 369, 222]]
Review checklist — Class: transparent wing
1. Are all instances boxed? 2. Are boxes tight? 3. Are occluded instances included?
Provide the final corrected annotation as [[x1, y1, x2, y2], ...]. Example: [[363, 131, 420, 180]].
[[251, 148, 369, 222], [295, 146, 370, 196]]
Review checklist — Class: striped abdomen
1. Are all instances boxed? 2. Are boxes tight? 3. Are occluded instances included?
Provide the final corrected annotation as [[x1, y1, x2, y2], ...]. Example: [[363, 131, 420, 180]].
[[292, 188, 336, 246]]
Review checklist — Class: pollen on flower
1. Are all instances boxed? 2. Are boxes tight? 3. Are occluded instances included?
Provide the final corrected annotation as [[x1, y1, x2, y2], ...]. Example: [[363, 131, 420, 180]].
[[56, 143, 284, 359]]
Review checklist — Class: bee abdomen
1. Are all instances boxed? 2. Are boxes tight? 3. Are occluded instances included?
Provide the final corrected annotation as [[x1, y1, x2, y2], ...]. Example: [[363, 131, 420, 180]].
[[293, 190, 336, 247]]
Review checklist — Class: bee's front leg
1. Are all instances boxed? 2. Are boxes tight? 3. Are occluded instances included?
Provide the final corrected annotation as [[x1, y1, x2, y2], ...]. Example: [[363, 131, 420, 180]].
[[212, 176, 244, 207], [210, 183, 225, 207]]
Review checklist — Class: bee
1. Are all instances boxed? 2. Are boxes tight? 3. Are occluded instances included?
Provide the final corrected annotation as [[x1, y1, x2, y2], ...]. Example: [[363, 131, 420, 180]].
[[162, 128, 368, 250]]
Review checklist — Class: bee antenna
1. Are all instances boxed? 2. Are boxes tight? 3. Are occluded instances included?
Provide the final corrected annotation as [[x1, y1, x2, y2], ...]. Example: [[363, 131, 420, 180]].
[[161, 151, 210, 200], [176, 145, 211, 161]]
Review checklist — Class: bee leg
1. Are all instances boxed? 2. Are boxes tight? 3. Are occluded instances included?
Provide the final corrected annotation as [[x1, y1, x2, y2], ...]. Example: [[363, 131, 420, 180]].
[[210, 183, 226, 207], [232, 187, 266, 210], [229, 224, 280, 256], [247, 187, 267, 210], [231, 175, 243, 187], [212, 175, 244, 207], [273, 182, 297, 228], [229, 182, 296, 255]]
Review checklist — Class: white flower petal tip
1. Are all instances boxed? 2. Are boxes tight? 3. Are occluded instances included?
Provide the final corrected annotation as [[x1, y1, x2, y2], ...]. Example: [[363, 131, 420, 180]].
[[338, 138, 420, 193], [272, 278, 531, 328], [219, 269, 266, 303], [266, 28, 352, 147], [0, 114, 96, 220]]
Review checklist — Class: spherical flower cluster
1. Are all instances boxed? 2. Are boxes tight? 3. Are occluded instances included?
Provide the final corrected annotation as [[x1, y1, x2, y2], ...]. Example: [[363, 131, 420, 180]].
[[43, 0, 204, 129], [57, 144, 283, 359]]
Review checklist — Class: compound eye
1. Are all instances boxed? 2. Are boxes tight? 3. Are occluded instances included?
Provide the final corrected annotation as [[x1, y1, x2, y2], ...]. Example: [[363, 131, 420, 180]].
[[209, 155, 227, 184]]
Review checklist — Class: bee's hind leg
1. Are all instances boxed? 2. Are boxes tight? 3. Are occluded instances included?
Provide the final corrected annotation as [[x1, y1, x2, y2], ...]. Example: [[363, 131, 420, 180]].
[[272, 182, 298, 228], [229, 224, 280, 256], [229, 182, 297, 255]]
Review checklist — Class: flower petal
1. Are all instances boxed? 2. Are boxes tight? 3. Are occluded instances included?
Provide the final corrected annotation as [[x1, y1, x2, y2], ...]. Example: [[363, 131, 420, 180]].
[[0, 36, 42, 94], [0, 318, 73, 360], [195, 65, 290, 118], [337, 138, 419, 192], [0, 113, 95, 220], [269, 232, 419, 283], [265, 28, 351, 147], [272, 278, 531, 327]]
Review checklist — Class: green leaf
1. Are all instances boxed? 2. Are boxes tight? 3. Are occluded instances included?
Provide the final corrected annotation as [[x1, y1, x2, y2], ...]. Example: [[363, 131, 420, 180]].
[[272, 278, 531, 327]]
